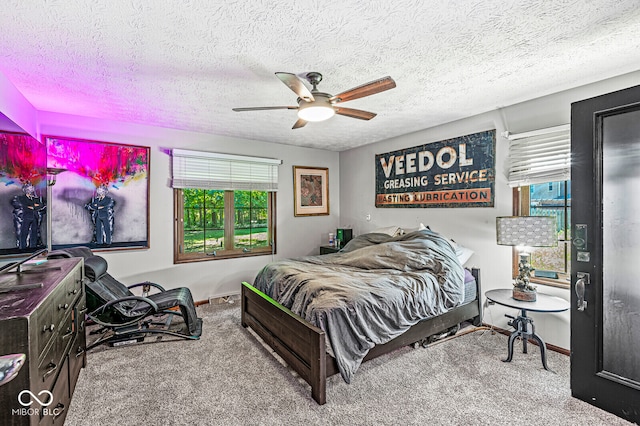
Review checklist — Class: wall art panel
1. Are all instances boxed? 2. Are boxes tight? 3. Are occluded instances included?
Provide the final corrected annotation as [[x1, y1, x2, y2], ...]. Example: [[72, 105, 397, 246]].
[[45, 136, 150, 250]]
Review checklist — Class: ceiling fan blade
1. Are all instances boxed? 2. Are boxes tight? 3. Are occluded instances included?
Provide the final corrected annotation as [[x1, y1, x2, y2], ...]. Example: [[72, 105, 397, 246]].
[[232, 106, 297, 112], [292, 118, 307, 129], [275, 72, 315, 102], [330, 76, 396, 103], [334, 107, 377, 120]]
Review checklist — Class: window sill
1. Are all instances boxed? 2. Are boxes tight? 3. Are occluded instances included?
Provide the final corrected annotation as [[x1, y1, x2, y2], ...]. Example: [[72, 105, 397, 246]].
[[175, 248, 273, 264], [530, 276, 570, 290]]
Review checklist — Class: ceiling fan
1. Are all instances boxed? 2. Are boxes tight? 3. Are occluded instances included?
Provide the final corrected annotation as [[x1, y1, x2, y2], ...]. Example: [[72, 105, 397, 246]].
[[232, 72, 396, 129]]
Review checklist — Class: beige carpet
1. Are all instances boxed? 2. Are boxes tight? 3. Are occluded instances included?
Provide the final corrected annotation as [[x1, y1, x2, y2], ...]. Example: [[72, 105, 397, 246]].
[[64, 302, 630, 425]]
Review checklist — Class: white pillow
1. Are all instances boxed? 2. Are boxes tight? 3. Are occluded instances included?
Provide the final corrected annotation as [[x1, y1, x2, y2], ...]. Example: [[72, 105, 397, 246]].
[[371, 225, 402, 237], [450, 240, 474, 265], [401, 223, 429, 234]]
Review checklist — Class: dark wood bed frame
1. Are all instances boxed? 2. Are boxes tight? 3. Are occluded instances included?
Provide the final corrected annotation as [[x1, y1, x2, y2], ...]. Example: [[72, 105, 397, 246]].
[[240, 268, 482, 405]]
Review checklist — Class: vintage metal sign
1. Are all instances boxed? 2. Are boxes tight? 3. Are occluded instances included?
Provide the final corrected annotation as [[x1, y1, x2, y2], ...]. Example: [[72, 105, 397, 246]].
[[375, 130, 495, 208]]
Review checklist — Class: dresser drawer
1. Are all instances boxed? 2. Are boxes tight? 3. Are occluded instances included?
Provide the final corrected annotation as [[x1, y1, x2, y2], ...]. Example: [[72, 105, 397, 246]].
[[59, 313, 76, 360], [74, 296, 88, 340], [37, 309, 74, 392], [36, 262, 82, 361], [39, 356, 70, 426], [69, 334, 86, 396], [37, 339, 62, 394], [61, 264, 83, 306], [54, 289, 74, 328], [36, 297, 57, 361]]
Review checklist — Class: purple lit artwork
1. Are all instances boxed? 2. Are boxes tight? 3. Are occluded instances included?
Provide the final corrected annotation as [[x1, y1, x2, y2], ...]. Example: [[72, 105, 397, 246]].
[[0, 132, 47, 254], [45, 136, 150, 250], [0, 133, 150, 253]]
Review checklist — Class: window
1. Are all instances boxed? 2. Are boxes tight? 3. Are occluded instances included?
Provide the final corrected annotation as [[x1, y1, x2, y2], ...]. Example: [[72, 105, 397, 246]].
[[505, 125, 571, 287], [174, 189, 275, 262], [171, 149, 280, 263], [514, 180, 571, 287]]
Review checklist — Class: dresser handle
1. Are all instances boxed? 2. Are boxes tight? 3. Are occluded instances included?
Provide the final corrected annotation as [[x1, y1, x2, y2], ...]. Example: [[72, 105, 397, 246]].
[[76, 347, 86, 358], [68, 288, 79, 295], [43, 362, 57, 379], [58, 303, 69, 310], [54, 402, 66, 418], [42, 323, 55, 333], [63, 327, 73, 339]]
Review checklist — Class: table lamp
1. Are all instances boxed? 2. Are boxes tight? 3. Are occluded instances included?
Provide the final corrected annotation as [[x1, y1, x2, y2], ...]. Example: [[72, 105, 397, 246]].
[[496, 216, 557, 301]]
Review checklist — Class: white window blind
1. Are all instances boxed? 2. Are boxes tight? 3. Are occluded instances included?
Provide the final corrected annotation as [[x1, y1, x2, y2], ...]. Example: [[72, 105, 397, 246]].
[[505, 125, 570, 187], [171, 149, 282, 191]]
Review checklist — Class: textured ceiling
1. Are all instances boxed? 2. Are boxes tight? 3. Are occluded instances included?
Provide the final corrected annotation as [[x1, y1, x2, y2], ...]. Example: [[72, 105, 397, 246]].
[[1, 0, 640, 151]]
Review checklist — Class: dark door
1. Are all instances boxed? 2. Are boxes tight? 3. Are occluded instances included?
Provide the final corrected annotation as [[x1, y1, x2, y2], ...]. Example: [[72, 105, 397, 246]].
[[571, 84, 640, 423]]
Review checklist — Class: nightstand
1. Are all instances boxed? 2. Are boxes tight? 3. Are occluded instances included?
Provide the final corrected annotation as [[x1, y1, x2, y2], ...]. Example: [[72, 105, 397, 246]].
[[319, 245, 341, 254], [485, 289, 569, 371]]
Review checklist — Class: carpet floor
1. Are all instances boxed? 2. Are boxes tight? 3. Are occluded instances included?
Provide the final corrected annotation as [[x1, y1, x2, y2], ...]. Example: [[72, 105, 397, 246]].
[[64, 302, 630, 425]]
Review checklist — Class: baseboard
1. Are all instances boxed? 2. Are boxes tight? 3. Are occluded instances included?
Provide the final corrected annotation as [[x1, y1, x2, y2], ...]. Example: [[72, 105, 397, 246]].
[[484, 323, 569, 356], [195, 293, 240, 307]]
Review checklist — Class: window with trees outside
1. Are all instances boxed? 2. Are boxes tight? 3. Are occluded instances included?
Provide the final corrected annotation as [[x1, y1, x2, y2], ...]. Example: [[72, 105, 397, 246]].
[[514, 180, 571, 287], [174, 189, 275, 263]]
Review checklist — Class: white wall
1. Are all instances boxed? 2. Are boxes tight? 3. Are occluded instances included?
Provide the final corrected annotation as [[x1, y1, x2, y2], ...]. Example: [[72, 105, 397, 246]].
[[339, 70, 640, 350], [37, 112, 340, 302], [0, 72, 38, 137]]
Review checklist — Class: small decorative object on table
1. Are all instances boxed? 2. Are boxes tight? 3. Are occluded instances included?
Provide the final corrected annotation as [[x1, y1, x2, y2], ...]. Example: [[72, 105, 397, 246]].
[[496, 216, 557, 302], [513, 254, 537, 301]]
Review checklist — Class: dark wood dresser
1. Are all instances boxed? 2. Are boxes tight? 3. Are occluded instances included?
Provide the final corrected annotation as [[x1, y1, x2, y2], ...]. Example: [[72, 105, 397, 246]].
[[0, 258, 86, 425]]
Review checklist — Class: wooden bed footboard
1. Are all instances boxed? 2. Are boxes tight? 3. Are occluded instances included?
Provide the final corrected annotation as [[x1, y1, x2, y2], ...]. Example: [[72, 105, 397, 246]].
[[241, 267, 482, 405], [241, 282, 327, 404]]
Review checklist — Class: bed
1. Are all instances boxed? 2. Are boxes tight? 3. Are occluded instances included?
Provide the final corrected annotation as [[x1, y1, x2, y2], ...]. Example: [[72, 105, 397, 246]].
[[240, 229, 483, 404]]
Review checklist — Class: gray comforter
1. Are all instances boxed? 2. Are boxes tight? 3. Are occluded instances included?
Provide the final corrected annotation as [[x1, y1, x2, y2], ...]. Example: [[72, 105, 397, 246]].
[[252, 229, 464, 383]]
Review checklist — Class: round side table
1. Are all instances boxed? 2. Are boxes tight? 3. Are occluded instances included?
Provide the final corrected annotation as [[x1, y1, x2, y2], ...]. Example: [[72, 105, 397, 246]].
[[485, 289, 569, 371]]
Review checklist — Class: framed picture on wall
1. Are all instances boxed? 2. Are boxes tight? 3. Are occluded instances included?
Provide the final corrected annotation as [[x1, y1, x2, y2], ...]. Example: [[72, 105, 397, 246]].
[[44, 136, 150, 251], [293, 166, 329, 217], [0, 132, 48, 256]]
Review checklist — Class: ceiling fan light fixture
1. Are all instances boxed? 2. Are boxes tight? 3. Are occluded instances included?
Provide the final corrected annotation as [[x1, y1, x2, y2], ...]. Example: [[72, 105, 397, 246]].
[[233, 72, 395, 128], [297, 105, 335, 122], [297, 94, 335, 122]]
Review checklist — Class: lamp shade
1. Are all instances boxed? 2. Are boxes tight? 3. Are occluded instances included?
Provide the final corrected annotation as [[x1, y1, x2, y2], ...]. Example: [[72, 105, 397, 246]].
[[496, 216, 557, 247]]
